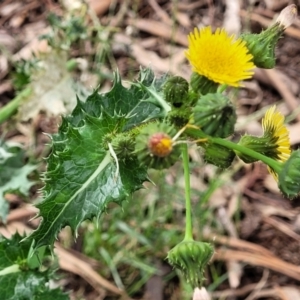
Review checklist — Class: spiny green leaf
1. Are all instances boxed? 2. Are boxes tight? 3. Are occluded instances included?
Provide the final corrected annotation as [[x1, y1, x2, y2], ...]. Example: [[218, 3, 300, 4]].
[[78, 67, 166, 130], [29, 68, 167, 250], [0, 272, 69, 300], [0, 141, 37, 222], [0, 234, 68, 300], [0, 233, 31, 269]]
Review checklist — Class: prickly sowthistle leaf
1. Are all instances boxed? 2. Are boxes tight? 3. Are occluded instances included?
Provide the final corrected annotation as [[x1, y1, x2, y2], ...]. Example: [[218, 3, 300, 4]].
[[0, 233, 68, 300], [0, 141, 36, 222], [29, 68, 167, 249]]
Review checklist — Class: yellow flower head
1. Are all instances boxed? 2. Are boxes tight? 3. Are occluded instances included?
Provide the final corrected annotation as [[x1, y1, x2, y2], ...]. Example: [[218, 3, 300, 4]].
[[262, 105, 291, 179], [185, 26, 255, 87]]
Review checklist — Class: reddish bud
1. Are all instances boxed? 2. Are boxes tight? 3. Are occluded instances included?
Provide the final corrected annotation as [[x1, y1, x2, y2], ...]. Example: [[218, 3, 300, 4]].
[[148, 133, 173, 157]]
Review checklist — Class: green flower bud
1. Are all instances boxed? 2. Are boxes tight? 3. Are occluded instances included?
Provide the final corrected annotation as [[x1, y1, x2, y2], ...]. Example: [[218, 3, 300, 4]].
[[135, 122, 181, 169], [164, 76, 189, 107], [203, 142, 235, 168], [192, 93, 236, 138], [167, 240, 214, 287], [190, 72, 218, 95], [167, 107, 192, 128], [102, 132, 115, 150], [236, 134, 273, 163], [236, 127, 290, 165], [240, 5, 297, 69], [187, 90, 200, 107], [240, 27, 281, 69], [111, 133, 136, 160], [278, 150, 300, 199]]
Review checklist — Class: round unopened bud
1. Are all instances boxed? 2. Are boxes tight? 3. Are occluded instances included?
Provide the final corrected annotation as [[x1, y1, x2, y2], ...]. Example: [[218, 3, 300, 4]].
[[167, 107, 191, 128], [164, 76, 189, 107], [167, 240, 214, 287], [203, 142, 235, 168], [192, 93, 236, 138], [111, 134, 136, 160], [135, 122, 180, 169], [278, 150, 300, 199], [148, 132, 173, 157]]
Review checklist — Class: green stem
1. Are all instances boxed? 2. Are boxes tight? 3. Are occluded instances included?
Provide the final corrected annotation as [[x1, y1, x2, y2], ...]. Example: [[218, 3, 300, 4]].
[[182, 143, 193, 241], [0, 264, 20, 276], [211, 137, 282, 173], [217, 84, 228, 93], [185, 126, 282, 174], [0, 87, 32, 124]]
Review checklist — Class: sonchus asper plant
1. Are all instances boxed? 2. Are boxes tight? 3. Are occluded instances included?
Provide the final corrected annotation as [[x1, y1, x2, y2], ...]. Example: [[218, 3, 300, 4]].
[[1, 4, 297, 295]]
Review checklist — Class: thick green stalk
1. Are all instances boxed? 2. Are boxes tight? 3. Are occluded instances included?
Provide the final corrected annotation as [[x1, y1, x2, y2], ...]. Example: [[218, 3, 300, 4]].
[[185, 126, 282, 173], [182, 143, 193, 241], [211, 137, 282, 173], [0, 87, 32, 124], [0, 264, 20, 276]]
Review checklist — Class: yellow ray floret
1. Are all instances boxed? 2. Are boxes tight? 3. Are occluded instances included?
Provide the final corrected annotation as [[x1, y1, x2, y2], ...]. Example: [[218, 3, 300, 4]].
[[262, 105, 291, 161], [262, 105, 291, 179], [185, 26, 255, 87]]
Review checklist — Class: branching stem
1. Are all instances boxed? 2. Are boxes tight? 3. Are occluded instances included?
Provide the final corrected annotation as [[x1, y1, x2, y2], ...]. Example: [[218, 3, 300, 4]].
[[182, 143, 194, 241], [185, 125, 282, 174], [0, 87, 32, 125], [108, 143, 120, 181], [0, 264, 20, 276]]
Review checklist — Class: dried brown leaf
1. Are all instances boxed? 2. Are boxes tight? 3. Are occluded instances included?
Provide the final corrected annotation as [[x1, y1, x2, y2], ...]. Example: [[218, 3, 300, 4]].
[[126, 18, 188, 46], [214, 248, 300, 281]]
